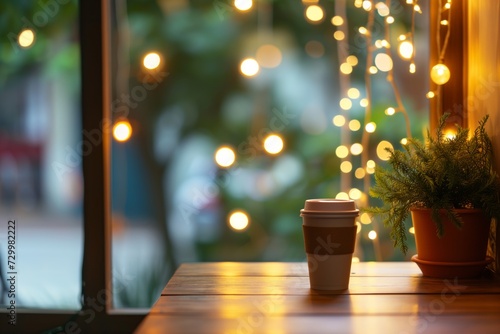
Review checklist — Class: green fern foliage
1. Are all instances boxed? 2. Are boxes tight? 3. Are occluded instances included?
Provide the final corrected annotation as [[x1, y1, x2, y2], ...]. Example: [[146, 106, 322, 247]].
[[366, 114, 500, 254]]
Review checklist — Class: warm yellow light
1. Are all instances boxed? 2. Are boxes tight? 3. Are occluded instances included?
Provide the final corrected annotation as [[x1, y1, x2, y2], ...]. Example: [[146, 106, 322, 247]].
[[375, 40, 383, 49], [347, 55, 359, 66], [340, 63, 353, 75], [215, 146, 236, 167], [374, 53, 393, 72], [143, 52, 161, 70], [331, 15, 344, 26], [385, 107, 396, 115], [409, 227, 415, 234], [349, 188, 362, 200], [333, 31, 345, 41], [409, 62, 416, 73], [376, 140, 393, 161], [400, 138, 408, 145], [406, 0, 414, 3], [335, 145, 349, 159], [365, 122, 376, 133], [430, 63, 451, 85], [113, 120, 133, 142], [18, 29, 35, 48], [368, 230, 377, 240], [375, 2, 390, 16], [234, 0, 253, 11], [355, 167, 366, 179], [305, 5, 324, 23], [367, 160, 376, 169], [444, 2, 451, 9], [386, 16, 395, 24], [349, 120, 361, 131], [362, 0, 372, 11], [347, 88, 360, 99], [426, 91, 436, 99], [398, 34, 407, 41], [360, 213, 372, 225], [333, 115, 346, 127], [360, 98, 369, 107], [414, 4, 422, 13], [369, 66, 378, 74], [352, 256, 360, 263], [340, 161, 353, 173], [240, 58, 260, 77], [228, 210, 250, 231], [358, 27, 368, 35], [444, 130, 456, 140], [350, 143, 363, 155], [336, 192, 349, 200], [354, 0, 363, 8], [398, 41, 413, 60], [256, 44, 282, 68], [263, 134, 284, 155], [440, 20, 449, 26], [340, 98, 352, 110]]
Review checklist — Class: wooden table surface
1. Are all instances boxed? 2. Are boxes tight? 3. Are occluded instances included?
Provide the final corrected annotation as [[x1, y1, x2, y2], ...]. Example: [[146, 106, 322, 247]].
[[134, 262, 500, 333]]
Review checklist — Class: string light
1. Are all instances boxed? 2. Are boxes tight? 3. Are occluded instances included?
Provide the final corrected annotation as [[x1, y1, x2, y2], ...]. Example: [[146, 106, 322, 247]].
[[228, 210, 250, 231], [234, 0, 253, 11], [113, 120, 132, 142], [18, 29, 35, 48], [143, 52, 161, 70], [215, 146, 236, 167], [430, 63, 450, 85], [263, 134, 284, 155], [240, 58, 259, 77]]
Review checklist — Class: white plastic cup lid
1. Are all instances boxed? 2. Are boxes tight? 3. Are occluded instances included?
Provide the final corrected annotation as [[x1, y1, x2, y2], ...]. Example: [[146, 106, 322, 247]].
[[301, 199, 359, 215]]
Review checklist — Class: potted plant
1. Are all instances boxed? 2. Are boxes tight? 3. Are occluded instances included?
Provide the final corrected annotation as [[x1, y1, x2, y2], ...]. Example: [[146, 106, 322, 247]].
[[366, 113, 500, 278]]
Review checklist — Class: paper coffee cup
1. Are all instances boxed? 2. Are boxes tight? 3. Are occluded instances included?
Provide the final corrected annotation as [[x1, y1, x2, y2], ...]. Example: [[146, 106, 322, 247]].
[[300, 199, 359, 290]]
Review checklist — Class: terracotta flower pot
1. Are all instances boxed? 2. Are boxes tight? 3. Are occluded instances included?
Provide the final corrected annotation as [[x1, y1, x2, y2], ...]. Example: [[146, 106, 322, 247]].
[[410, 208, 493, 278]]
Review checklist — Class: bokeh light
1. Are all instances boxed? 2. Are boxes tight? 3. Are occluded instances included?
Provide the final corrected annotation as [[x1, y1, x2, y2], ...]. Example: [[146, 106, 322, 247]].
[[113, 120, 133, 142], [398, 41, 414, 60], [305, 5, 324, 23], [340, 161, 352, 173], [336, 192, 349, 200], [334, 31, 345, 41], [355, 168, 366, 179], [240, 58, 260, 77], [349, 120, 361, 131], [350, 143, 363, 155], [365, 122, 376, 133], [263, 134, 284, 155], [349, 188, 362, 200], [333, 115, 346, 127], [335, 145, 349, 159], [143, 52, 161, 70], [347, 88, 360, 99], [234, 0, 253, 11], [340, 63, 353, 75], [256, 44, 282, 68], [360, 213, 372, 224], [228, 210, 250, 231], [331, 16, 344, 26], [18, 29, 35, 48], [347, 55, 358, 66], [368, 230, 377, 240], [340, 98, 352, 110], [374, 53, 393, 72], [376, 141, 393, 161], [215, 146, 236, 167], [430, 63, 451, 85]]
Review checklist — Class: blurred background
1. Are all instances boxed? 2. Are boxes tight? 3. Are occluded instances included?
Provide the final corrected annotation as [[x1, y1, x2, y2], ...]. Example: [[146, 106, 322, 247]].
[[0, 0, 428, 309]]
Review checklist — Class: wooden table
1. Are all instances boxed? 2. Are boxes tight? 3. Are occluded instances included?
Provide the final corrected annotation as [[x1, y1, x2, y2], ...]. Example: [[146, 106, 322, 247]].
[[134, 262, 500, 333]]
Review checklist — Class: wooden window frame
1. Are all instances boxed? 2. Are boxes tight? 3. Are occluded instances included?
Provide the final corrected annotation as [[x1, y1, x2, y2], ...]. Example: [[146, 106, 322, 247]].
[[1, 1, 145, 333]]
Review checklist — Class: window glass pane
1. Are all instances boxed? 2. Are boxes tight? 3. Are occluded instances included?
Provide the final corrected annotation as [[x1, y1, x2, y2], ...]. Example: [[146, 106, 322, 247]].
[[110, 0, 429, 307], [0, 1, 81, 309]]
